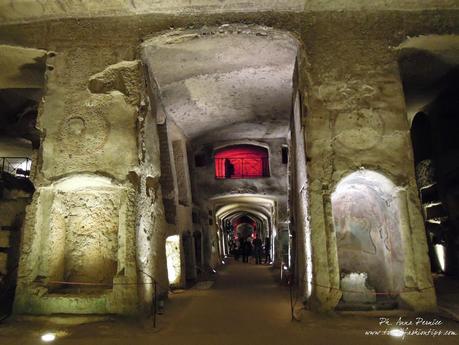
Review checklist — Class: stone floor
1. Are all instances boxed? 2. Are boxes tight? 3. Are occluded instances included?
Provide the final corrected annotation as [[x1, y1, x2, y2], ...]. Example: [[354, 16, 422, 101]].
[[0, 260, 458, 345], [435, 274, 459, 321]]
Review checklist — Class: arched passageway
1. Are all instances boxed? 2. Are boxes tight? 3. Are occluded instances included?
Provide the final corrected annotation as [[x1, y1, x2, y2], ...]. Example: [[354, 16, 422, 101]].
[[141, 25, 299, 297]]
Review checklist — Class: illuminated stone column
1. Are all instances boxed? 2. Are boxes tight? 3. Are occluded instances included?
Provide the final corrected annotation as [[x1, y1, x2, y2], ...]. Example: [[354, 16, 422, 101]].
[[305, 37, 435, 311], [14, 52, 167, 315]]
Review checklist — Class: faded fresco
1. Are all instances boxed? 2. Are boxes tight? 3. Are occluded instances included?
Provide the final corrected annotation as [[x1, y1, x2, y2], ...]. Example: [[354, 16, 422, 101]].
[[332, 171, 404, 301]]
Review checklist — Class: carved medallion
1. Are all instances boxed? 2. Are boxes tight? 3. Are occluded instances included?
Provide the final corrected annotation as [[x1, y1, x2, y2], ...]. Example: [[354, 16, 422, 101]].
[[58, 110, 110, 155], [334, 109, 384, 150]]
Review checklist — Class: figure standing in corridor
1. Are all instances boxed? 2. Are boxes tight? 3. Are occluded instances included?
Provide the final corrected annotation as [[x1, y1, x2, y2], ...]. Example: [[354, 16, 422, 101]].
[[264, 237, 271, 264], [253, 235, 263, 264]]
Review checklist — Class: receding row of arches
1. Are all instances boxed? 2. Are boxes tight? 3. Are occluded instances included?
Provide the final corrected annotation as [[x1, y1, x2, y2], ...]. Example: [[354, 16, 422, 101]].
[[1, 27, 446, 318], [143, 27, 434, 312]]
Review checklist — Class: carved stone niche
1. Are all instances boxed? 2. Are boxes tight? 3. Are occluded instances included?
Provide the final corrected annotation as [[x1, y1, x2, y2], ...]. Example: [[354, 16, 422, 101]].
[[14, 174, 138, 315]]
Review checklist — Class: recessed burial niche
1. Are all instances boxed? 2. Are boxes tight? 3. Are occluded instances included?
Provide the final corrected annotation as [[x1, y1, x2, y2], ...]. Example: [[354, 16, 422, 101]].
[[331, 170, 404, 304], [38, 175, 126, 292]]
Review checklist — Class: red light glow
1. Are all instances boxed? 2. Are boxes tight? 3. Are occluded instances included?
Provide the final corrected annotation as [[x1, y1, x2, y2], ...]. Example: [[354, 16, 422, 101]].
[[215, 145, 269, 179]]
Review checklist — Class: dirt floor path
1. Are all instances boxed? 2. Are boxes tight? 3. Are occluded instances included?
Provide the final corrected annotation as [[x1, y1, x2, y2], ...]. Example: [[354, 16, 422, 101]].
[[157, 260, 295, 344], [1, 260, 458, 345]]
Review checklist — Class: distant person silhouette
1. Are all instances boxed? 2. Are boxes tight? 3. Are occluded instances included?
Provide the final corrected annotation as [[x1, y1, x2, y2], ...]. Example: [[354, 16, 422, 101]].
[[264, 237, 271, 264], [253, 235, 263, 264], [242, 239, 252, 263]]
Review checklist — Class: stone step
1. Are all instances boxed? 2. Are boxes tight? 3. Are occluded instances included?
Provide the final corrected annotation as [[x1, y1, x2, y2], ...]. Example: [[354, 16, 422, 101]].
[[427, 217, 449, 225], [420, 183, 439, 204], [424, 202, 448, 220], [425, 222, 444, 234]]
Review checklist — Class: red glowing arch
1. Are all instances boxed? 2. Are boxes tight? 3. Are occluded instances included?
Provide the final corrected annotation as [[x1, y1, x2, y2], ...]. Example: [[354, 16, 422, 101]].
[[214, 145, 270, 179]]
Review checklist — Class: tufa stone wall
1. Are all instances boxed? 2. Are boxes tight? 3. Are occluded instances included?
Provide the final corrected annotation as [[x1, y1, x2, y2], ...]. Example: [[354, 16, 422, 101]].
[[1, 7, 456, 314], [303, 31, 436, 311], [13, 52, 168, 315]]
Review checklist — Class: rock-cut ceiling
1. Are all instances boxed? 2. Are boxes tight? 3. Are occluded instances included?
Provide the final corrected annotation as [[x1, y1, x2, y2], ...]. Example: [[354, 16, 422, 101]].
[[142, 26, 298, 142]]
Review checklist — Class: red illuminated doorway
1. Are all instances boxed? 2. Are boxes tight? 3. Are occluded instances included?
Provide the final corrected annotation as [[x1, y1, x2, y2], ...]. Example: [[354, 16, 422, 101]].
[[214, 145, 269, 179]]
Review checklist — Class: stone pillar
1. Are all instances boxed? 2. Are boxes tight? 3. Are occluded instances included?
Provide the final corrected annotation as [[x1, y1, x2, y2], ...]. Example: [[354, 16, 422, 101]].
[[304, 37, 435, 311], [308, 181, 342, 311], [399, 188, 437, 311], [14, 50, 167, 315]]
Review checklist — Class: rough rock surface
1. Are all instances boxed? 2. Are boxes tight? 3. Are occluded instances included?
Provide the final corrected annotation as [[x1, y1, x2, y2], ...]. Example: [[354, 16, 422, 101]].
[[1, 3, 454, 315]]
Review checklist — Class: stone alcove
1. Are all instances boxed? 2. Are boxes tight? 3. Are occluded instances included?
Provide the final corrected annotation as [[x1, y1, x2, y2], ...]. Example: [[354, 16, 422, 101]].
[[331, 170, 405, 305]]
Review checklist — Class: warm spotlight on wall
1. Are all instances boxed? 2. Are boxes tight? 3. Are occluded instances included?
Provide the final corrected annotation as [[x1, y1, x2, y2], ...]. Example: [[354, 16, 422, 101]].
[[165, 235, 181, 285], [434, 244, 446, 272], [41, 333, 56, 342]]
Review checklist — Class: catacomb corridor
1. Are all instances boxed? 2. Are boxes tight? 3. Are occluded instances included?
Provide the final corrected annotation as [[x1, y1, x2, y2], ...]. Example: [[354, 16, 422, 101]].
[[0, 1, 459, 345]]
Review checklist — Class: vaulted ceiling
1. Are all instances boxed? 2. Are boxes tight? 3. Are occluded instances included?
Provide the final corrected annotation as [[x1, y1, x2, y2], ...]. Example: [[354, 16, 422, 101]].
[[142, 26, 298, 142], [1, 0, 457, 25], [398, 35, 459, 123]]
